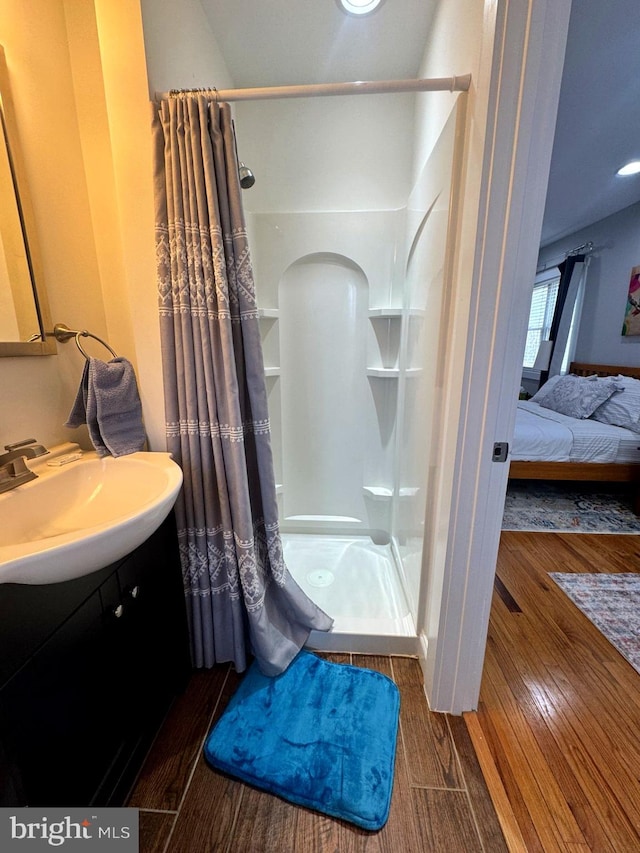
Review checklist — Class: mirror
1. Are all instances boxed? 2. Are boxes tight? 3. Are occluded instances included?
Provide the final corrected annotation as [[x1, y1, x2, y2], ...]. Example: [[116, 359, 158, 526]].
[[0, 45, 55, 356]]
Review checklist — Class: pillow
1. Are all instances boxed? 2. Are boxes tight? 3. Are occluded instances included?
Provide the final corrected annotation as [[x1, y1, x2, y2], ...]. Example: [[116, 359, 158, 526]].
[[591, 374, 640, 433], [538, 374, 621, 419], [530, 373, 564, 404]]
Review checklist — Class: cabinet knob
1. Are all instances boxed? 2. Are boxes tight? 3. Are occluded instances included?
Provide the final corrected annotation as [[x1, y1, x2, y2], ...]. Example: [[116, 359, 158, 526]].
[[113, 604, 125, 619], [130, 585, 140, 599]]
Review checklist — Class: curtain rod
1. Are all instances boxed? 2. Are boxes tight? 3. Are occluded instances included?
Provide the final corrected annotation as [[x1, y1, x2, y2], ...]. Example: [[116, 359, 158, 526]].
[[157, 74, 471, 103], [536, 241, 595, 274]]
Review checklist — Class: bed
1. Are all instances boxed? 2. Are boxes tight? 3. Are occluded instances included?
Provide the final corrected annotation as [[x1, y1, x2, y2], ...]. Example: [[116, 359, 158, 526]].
[[509, 363, 640, 502]]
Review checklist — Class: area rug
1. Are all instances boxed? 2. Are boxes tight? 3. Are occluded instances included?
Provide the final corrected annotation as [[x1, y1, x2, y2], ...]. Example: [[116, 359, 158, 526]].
[[502, 482, 640, 533], [203, 650, 400, 830], [550, 573, 640, 675]]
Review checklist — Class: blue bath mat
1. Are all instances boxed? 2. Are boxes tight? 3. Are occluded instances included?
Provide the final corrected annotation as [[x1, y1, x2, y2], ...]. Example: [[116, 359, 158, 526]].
[[203, 650, 400, 830]]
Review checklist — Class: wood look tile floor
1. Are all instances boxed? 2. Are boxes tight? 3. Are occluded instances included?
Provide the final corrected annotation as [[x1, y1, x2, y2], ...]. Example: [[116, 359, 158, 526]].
[[468, 531, 640, 852], [127, 654, 506, 852]]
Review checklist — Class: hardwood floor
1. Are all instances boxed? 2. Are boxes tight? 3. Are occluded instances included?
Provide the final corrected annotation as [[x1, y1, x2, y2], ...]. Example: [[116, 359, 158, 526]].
[[468, 531, 640, 852], [128, 654, 506, 852]]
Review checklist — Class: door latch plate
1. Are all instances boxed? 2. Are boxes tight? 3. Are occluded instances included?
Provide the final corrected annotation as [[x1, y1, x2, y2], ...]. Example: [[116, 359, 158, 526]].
[[493, 442, 509, 463]]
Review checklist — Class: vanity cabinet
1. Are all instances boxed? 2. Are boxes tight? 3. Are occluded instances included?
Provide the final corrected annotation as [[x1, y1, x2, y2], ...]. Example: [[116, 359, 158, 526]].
[[0, 513, 191, 807]]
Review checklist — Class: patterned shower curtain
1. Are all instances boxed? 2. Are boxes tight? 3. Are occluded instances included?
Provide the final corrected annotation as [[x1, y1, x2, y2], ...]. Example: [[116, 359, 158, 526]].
[[152, 94, 333, 676]]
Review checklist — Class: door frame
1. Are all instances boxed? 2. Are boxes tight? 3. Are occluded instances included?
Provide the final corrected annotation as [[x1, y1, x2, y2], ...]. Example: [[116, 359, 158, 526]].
[[424, 0, 573, 713]]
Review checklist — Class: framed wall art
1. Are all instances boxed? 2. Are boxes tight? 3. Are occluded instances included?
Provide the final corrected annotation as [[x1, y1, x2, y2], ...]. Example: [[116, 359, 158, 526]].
[[621, 265, 640, 335]]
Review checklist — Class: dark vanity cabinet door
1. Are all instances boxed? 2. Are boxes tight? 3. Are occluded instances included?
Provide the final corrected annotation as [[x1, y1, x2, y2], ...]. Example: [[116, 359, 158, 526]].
[[113, 514, 191, 723], [0, 513, 190, 807], [0, 592, 123, 806], [93, 516, 191, 805]]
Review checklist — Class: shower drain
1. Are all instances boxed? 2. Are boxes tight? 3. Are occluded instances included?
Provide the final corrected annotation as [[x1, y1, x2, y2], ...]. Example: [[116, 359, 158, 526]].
[[306, 569, 335, 588]]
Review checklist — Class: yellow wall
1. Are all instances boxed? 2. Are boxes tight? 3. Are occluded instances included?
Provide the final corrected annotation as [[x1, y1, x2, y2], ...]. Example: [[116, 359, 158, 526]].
[[0, 0, 163, 450], [90, 0, 165, 449]]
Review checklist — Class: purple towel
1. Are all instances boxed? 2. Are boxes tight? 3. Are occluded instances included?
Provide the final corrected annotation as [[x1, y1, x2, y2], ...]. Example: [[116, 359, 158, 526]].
[[65, 357, 146, 457]]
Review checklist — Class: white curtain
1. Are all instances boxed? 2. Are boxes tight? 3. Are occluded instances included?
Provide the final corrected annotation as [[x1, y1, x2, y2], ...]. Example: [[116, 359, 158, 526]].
[[560, 257, 590, 373], [548, 256, 590, 377]]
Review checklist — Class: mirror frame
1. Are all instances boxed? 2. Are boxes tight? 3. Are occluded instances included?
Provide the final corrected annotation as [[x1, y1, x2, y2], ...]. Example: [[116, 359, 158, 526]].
[[0, 46, 56, 356]]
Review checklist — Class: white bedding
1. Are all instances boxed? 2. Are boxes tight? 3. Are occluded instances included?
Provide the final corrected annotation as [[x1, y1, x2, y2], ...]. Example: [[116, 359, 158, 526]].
[[512, 400, 640, 463]]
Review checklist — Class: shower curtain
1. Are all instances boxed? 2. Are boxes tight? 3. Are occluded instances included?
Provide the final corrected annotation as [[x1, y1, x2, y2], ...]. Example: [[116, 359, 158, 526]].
[[153, 94, 333, 676]]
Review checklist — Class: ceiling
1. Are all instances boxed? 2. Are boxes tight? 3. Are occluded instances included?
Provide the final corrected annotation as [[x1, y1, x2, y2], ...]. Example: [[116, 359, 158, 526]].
[[200, 0, 436, 87], [541, 0, 640, 246], [201, 0, 640, 248]]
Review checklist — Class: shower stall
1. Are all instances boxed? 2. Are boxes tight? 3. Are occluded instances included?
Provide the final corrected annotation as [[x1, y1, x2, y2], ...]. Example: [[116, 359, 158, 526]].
[[238, 96, 466, 653]]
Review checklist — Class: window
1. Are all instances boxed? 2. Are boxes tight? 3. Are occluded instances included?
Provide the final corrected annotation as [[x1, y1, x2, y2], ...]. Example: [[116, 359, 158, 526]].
[[523, 270, 560, 368]]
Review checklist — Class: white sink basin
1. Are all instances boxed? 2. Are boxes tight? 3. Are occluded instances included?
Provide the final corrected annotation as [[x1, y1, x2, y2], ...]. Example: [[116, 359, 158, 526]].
[[0, 444, 183, 585]]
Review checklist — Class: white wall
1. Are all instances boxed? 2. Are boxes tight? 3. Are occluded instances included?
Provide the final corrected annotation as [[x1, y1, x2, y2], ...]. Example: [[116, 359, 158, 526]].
[[412, 0, 485, 179], [538, 201, 640, 367], [140, 0, 234, 95], [235, 95, 414, 214]]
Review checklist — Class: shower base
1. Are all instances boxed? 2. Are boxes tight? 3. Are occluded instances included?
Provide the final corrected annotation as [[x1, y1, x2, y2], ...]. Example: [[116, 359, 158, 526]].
[[281, 533, 418, 655]]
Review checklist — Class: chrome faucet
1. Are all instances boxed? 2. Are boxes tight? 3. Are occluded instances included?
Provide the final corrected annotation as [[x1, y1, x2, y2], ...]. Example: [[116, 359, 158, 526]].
[[0, 439, 48, 494]]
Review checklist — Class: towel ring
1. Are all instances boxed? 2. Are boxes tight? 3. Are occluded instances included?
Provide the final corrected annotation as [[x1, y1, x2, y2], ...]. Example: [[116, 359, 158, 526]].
[[52, 323, 118, 361], [73, 331, 118, 360]]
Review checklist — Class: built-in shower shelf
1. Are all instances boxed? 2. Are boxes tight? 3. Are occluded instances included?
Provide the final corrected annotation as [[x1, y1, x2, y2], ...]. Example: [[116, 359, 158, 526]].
[[257, 308, 279, 318], [368, 308, 403, 318], [366, 367, 422, 378], [399, 486, 420, 498], [362, 486, 421, 501], [368, 311, 402, 373], [362, 486, 393, 501], [367, 367, 400, 378], [264, 367, 280, 377]]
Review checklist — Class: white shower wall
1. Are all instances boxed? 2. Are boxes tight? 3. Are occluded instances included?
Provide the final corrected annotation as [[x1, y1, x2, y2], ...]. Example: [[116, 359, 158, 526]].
[[234, 95, 415, 213], [393, 105, 460, 619], [243, 99, 463, 640], [250, 210, 406, 533], [280, 253, 369, 523], [249, 105, 457, 632]]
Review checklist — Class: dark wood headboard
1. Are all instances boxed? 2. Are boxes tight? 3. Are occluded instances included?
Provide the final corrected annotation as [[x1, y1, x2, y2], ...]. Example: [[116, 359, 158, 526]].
[[569, 362, 640, 380]]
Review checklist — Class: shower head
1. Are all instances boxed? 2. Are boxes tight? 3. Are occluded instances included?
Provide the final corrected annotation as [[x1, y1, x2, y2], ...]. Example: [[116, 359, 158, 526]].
[[238, 162, 255, 189]]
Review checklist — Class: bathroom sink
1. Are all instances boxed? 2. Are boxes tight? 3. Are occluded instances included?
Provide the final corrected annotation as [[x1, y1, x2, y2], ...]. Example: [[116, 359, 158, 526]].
[[0, 444, 183, 585]]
